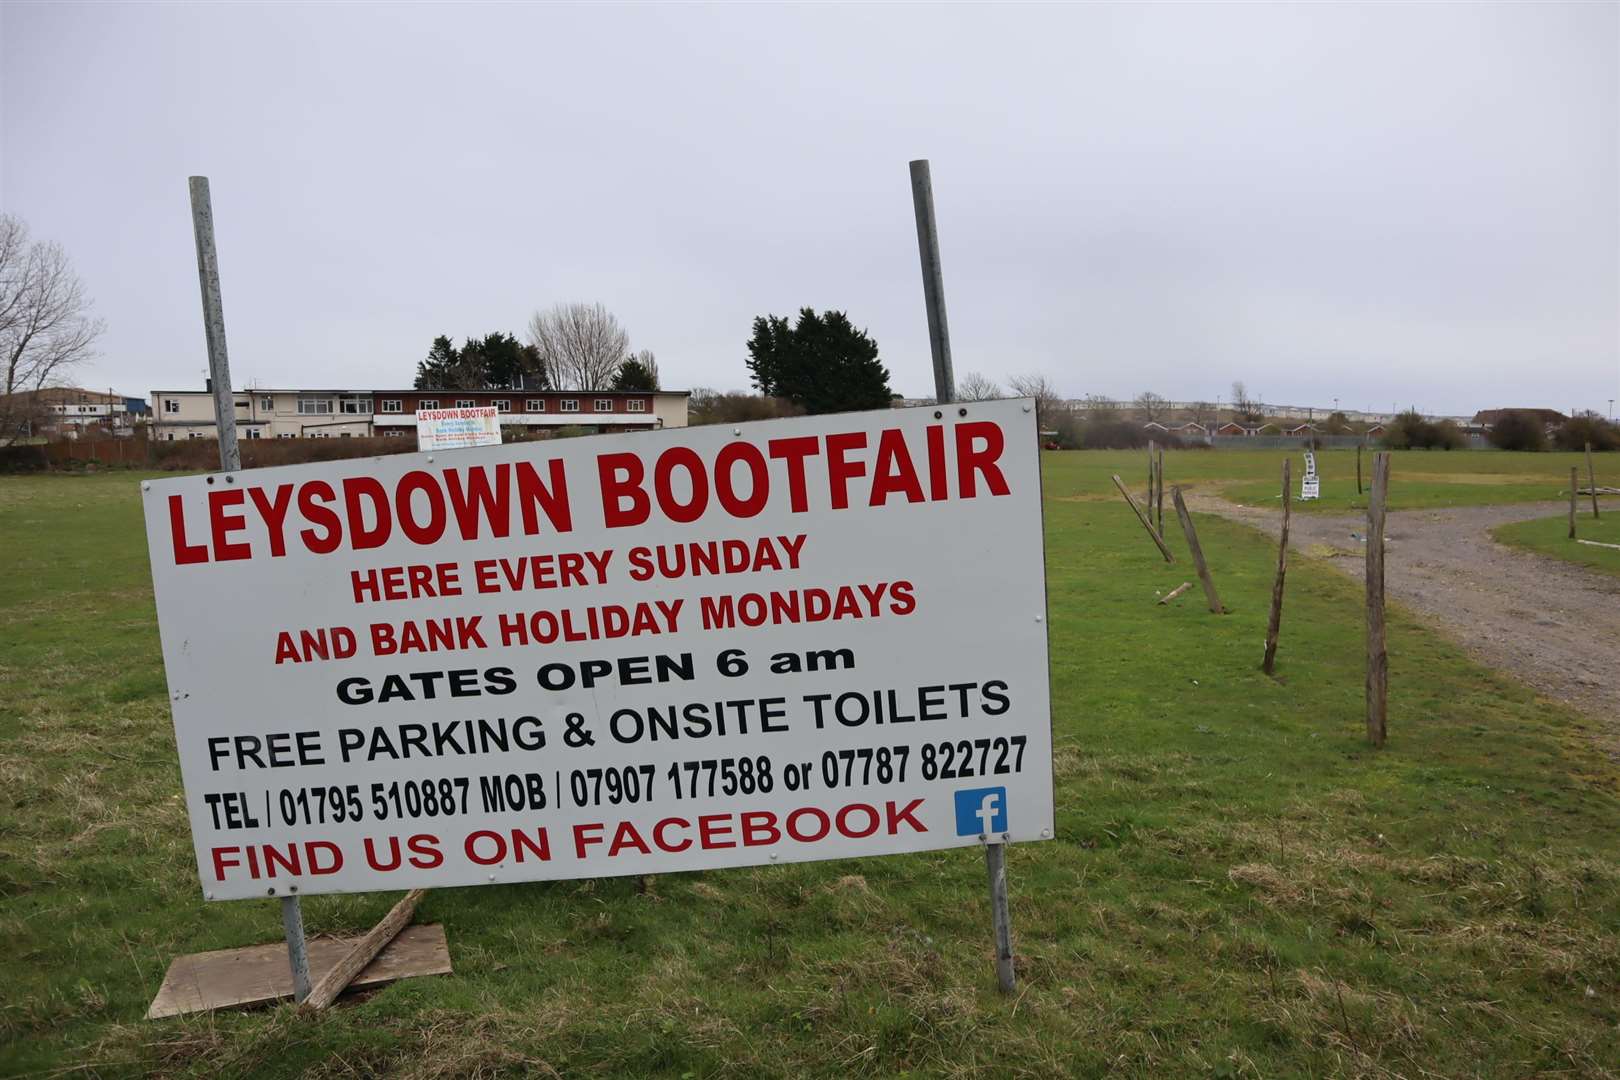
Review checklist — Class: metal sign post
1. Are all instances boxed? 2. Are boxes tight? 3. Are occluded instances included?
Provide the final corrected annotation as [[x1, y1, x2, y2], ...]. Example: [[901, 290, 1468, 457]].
[[909, 159, 1017, 994], [187, 176, 312, 1003]]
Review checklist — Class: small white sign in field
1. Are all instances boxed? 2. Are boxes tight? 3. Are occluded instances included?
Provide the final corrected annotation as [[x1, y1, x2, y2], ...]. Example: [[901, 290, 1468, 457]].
[[1301, 449, 1320, 500], [416, 406, 500, 452], [141, 400, 1055, 899]]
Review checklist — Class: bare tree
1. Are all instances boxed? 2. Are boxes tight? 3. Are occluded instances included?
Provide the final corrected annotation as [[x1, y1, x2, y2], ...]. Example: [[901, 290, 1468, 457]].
[[1231, 380, 1262, 423], [1, 215, 104, 439], [1133, 391, 1169, 423], [1082, 393, 1119, 422], [956, 371, 1003, 401], [1189, 401, 1217, 430], [526, 302, 630, 391], [632, 349, 659, 385], [1009, 373, 1063, 432]]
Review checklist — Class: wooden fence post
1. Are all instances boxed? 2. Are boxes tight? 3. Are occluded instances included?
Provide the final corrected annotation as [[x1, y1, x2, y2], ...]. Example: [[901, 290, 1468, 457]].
[[1111, 474, 1175, 562], [1365, 453, 1391, 747], [1570, 466, 1578, 539], [1587, 442, 1600, 520], [1262, 459, 1292, 674], [1156, 446, 1166, 534], [1147, 441, 1157, 521], [1171, 487, 1223, 613], [1356, 442, 1363, 495]]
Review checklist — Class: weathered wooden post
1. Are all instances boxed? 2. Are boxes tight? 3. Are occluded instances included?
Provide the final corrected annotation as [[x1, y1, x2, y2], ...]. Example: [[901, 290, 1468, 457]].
[[910, 158, 1015, 994], [1365, 453, 1391, 747], [188, 176, 311, 1003], [1112, 474, 1176, 562], [1155, 446, 1166, 534], [1587, 442, 1600, 520], [1147, 440, 1157, 520], [1570, 466, 1578, 539], [1262, 459, 1292, 674], [1171, 487, 1223, 613], [1356, 441, 1363, 495]]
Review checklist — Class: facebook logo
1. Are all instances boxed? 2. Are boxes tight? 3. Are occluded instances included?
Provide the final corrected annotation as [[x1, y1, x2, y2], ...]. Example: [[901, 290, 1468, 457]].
[[954, 786, 1008, 837]]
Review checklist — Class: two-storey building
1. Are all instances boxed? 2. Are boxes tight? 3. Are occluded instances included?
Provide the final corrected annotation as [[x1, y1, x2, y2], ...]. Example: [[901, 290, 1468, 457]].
[[148, 385, 689, 440]]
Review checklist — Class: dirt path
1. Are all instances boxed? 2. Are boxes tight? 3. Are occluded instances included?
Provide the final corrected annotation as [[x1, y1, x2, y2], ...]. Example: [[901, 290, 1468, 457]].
[[1191, 495, 1620, 729]]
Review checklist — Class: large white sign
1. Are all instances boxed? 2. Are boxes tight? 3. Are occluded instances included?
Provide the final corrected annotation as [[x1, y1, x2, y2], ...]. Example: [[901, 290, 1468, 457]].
[[142, 400, 1055, 899], [1301, 449, 1320, 500], [416, 406, 500, 452]]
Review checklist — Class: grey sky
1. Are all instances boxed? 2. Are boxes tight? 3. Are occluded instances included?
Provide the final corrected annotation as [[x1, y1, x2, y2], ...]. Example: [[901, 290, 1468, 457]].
[[3, 2, 1616, 415]]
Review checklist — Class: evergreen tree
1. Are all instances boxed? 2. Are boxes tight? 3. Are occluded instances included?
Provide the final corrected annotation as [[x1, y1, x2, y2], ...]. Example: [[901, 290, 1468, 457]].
[[414, 333, 548, 390], [414, 335, 459, 389], [612, 352, 660, 391], [745, 308, 891, 414]]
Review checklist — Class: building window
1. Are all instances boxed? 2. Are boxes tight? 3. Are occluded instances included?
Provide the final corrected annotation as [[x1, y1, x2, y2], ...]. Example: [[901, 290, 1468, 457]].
[[560, 398, 579, 413], [339, 395, 372, 415], [166, 433, 175, 441], [187, 432, 203, 440], [526, 399, 545, 412], [340, 432, 352, 438], [383, 429, 405, 437], [261, 396, 274, 411], [594, 398, 612, 412], [627, 399, 647, 413], [297, 396, 333, 415], [242, 428, 260, 439], [493, 399, 510, 413], [455, 399, 475, 409], [278, 433, 295, 439], [419, 399, 438, 410], [164, 399, 179, 414], [379, 399, 402, 413]]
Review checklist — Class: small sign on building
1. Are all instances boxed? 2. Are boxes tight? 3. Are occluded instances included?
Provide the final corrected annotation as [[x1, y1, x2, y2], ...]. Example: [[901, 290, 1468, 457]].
[[1301, 449, 1320, 500], [416, 406, 500, 451]]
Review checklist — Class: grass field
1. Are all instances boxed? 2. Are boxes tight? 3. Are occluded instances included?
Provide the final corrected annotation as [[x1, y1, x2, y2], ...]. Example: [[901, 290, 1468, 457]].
[[1493, 511, 1620, 579], [3, 462, 1618, 1078], [1036, 446, 1608, 515]]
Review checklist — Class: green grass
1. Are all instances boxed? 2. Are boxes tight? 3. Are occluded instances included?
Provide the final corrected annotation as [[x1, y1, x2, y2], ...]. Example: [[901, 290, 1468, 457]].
[[1038, 446, 1608, 515], [2, 467, 1618, 1078], [1493, 510, 1620, 579]]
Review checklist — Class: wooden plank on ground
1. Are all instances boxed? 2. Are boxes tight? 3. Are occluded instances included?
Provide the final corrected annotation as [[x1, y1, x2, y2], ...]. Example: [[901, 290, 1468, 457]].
[[1157, 581, 1193, 605], [304, 888, 426, 1010], [147, 923, 450, 1019]]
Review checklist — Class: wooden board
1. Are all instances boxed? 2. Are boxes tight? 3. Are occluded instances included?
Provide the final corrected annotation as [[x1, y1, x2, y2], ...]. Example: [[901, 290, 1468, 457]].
[[147, 923, 450, 1018]]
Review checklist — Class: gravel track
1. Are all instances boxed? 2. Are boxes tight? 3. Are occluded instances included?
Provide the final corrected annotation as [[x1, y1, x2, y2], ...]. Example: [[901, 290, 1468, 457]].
[[1191, 495, 1620, 733]]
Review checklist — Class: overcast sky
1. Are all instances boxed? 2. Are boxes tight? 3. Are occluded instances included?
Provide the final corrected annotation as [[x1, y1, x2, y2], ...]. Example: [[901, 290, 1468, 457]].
[[3, 2, 1616, 415]]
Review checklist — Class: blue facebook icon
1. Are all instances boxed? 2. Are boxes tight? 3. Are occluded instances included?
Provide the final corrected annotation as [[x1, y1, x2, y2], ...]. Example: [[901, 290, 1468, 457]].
[[954, 787, 1008, 837]]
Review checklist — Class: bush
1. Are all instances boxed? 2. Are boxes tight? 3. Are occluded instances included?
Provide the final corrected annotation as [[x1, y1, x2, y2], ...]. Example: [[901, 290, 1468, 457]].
[[1554, 414, 1619, 452], [1382, 410, 1466, 450], [688, 389, 804, 426], [1486, 411, 1547, 452]]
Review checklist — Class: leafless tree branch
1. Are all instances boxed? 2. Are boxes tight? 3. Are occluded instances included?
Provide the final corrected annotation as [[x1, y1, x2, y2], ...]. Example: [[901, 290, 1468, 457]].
[[1, 215, 105, 438], [957, 371, 1003, 401], [525, 302, 630, 391]]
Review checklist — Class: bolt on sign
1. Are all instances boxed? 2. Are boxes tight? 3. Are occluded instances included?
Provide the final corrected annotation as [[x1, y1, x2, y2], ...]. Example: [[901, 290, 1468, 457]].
[[142, 399, 1055, 900], [416, 406, 500, 452]]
